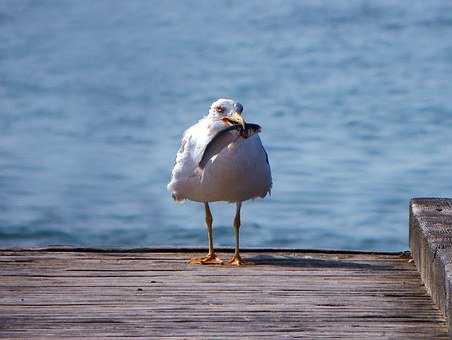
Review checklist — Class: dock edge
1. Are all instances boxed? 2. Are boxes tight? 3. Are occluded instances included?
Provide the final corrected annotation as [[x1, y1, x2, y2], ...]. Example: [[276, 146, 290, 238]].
[[410, 197, 452, 336]]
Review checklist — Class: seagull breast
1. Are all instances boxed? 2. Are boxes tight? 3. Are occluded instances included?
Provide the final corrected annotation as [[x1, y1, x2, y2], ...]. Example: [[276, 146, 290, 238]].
[[168, 119, 272, 203]]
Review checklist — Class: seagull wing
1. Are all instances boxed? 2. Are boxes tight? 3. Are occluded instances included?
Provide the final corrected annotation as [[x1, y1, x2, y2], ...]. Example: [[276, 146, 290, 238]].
[[167, 119, 215, 201]]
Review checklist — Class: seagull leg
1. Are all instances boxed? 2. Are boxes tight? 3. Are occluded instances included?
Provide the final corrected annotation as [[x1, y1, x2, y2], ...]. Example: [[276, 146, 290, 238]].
[[228, 202, 252, 266], [189, 202, 223, 265]]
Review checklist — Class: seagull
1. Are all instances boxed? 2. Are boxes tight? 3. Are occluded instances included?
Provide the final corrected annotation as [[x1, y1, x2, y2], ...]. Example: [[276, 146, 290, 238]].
[[167, 98, 272, 266]]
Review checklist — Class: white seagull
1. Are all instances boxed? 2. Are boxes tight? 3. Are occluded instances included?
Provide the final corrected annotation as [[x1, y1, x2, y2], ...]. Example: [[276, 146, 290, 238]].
[[168, 98, 272, 266]]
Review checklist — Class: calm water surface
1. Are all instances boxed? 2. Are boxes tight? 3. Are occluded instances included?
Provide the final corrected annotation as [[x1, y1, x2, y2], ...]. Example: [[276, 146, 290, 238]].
[[1, 1, 452, 250]]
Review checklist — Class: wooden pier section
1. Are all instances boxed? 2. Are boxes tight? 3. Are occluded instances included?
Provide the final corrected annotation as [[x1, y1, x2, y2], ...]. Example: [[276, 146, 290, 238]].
[[0, 248, 449, 339]]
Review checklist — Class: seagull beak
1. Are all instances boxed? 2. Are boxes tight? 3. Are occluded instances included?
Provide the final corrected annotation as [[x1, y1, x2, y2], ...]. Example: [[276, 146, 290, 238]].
[[223, 111, 246, 129]]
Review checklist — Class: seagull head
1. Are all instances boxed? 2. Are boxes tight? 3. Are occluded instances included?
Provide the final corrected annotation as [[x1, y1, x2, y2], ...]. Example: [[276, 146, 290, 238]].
[[208, 98, 246, 129]]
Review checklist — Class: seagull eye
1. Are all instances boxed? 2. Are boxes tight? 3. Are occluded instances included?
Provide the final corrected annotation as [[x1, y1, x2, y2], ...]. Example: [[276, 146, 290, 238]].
[[215, 106, 225, 114]]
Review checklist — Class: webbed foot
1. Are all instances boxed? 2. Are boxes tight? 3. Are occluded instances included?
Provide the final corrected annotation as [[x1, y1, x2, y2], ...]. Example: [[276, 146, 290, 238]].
[[227, 254, 253, 266], [189, 253, 223, 265]]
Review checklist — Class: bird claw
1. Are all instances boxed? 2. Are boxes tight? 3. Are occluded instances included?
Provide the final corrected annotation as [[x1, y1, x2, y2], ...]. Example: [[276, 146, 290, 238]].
[[189, 253, 223, 265], [227, 254, 253, 266]]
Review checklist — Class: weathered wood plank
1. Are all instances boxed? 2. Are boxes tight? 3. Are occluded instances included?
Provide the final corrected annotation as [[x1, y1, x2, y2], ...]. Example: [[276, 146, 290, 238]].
[[410, 198, 452, 336], [0, 249, 448, 339]]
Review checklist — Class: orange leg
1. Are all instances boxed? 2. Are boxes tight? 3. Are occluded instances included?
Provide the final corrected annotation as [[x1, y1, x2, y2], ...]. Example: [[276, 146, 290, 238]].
[[189, 203, 223, 265], [228, 202, 253, 266]]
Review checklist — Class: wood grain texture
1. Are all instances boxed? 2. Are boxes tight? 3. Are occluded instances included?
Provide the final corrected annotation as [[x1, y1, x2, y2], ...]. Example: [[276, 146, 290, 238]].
[[0, 249, 448, 339], [410, 198, 452, 336]]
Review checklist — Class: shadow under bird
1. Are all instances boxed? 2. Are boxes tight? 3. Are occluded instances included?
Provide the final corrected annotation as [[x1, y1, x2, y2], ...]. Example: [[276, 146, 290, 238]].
[[168, 98, 272, 266]]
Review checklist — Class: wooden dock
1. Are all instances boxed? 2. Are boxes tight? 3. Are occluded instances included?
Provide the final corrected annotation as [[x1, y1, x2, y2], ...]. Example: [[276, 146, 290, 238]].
[[0, 248, 449, 339]]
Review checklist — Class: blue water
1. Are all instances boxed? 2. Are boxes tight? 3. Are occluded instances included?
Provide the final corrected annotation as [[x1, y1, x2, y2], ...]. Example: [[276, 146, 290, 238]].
[[1, 1, 452, 251]]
